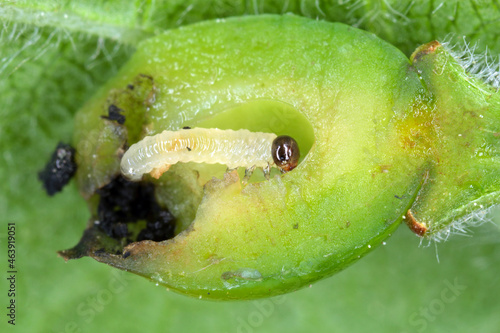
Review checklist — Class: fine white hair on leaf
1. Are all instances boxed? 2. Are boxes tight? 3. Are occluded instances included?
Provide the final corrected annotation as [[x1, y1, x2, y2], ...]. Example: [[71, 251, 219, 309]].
[[1, 22, 39, 76], [348, 0, 410, 29], [86, 36, 124, 71], [419, 204, 498, 248], [442, 35, 500, 90], [416, 204, 499, 263], [175, 4, 194, 26], [0, 16, 127, 78]]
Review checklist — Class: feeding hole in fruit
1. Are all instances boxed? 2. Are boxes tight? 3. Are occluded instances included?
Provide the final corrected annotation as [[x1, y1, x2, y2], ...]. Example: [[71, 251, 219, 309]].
[[95, 175, 176, 242], [120, 128, 300, 182]]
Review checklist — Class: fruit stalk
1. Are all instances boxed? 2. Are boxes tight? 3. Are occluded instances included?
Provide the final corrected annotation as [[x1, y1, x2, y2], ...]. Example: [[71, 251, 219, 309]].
[[405, 41, 500, 241]]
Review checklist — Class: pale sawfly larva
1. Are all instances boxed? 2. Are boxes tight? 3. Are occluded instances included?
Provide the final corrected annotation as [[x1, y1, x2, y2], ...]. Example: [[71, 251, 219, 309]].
[[120, 128, 299, 182]]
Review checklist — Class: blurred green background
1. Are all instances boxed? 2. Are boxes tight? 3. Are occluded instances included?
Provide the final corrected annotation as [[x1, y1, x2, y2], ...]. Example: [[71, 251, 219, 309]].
[[1, 1, 499, 332]]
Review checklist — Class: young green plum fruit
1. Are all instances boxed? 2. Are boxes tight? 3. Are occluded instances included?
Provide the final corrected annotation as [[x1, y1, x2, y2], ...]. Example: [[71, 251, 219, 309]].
[[60, 15, 500, 300]]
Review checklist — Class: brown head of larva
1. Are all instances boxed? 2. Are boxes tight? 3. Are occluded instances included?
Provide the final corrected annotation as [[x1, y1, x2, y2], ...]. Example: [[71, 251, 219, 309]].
[[272, 135, 300, 173]]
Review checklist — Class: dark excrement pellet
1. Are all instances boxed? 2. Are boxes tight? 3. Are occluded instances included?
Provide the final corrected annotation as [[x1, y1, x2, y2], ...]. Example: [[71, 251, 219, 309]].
[[38, 142, 77, 196], [101, 104, 126, 124]]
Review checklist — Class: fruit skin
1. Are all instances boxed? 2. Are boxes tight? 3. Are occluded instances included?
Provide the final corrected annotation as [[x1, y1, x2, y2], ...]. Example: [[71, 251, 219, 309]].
[[70, 14, 437, 300]]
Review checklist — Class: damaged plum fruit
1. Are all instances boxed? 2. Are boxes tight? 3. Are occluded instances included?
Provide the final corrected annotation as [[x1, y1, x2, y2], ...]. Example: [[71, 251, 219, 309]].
[[55, 15, 499, 300]]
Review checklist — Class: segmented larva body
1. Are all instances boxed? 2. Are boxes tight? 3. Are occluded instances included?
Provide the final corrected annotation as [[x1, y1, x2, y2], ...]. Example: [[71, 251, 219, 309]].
[[121, 128, 296, 181]]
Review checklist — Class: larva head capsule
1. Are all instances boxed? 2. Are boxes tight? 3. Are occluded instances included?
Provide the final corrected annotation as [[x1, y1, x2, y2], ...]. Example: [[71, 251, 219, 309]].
[[271, 135, 300, 173]]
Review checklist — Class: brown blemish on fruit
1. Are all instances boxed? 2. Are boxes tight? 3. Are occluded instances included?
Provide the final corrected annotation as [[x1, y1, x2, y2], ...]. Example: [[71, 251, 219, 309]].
[[404, 210, 427, 237], [410, 40, 442, 63], [379, 165, 391, 173], [221, 268, 262, 281], [340, 221, 350, 230]]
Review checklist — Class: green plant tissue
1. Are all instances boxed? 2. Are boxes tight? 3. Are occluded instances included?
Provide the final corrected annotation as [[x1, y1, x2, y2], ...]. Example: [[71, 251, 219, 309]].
[[1, 1, 499, 332]]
